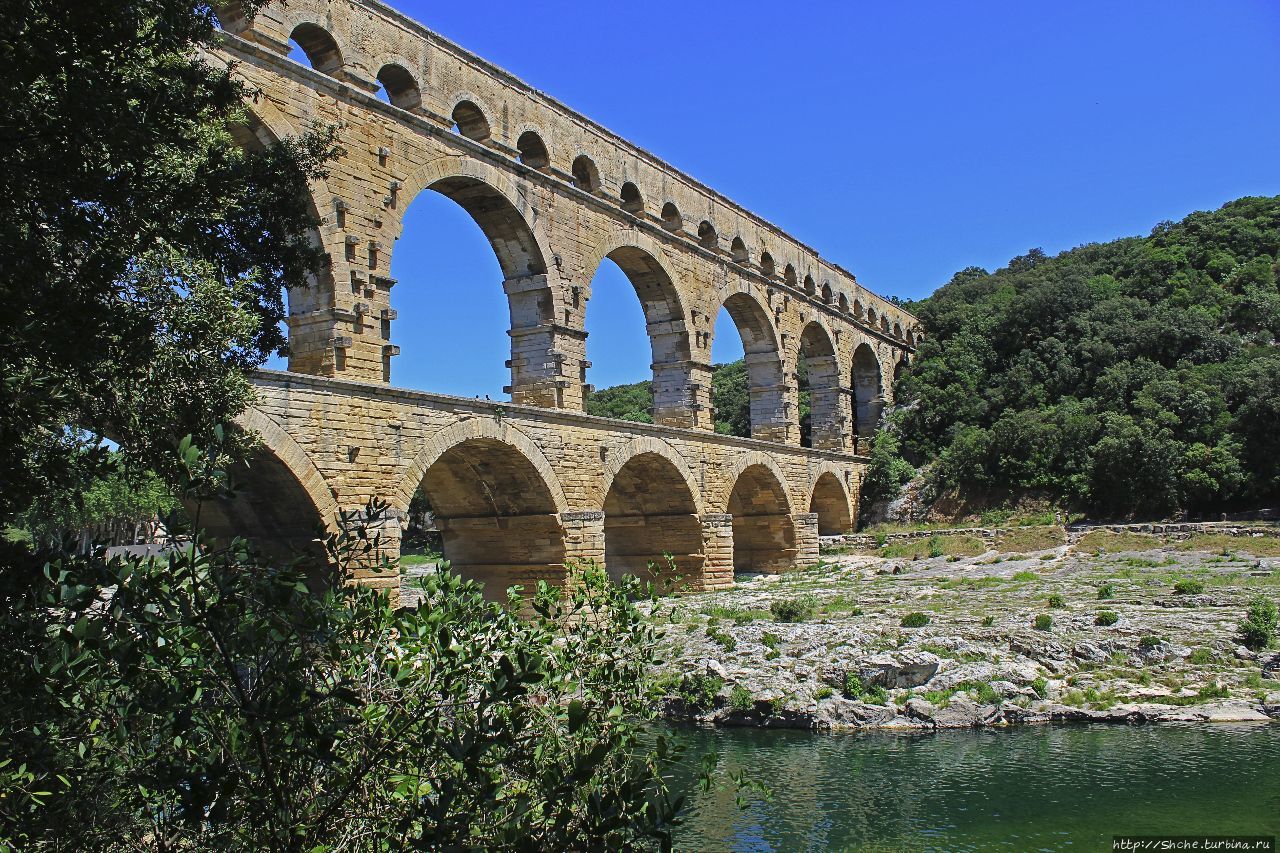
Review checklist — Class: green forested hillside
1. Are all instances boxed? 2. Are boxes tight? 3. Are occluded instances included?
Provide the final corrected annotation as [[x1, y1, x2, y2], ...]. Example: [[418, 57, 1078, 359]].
[[895, 195, 1280, 518], [586, 360, 812, 440], [585, 362, 753, 437]]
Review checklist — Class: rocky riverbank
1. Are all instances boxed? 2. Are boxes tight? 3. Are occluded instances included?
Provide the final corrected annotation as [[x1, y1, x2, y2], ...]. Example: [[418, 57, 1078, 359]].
[[649, 528, 1280, 731]]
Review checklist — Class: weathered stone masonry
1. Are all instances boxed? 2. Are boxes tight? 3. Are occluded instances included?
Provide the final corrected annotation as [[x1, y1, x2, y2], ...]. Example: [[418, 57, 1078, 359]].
[[205, 0, 920, 601]]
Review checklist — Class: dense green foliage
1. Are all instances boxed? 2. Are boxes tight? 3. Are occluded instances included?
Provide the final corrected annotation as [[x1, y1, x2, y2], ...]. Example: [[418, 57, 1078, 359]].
[[0, 446, 694, 849], [0, 0, 333, 521], [16, 450, 176, 550], [897, 197, 1280, 518]]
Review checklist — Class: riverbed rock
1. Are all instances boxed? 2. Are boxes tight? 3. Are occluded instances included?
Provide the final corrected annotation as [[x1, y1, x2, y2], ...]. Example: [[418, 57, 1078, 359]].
[[1072, 642, 1109, 662], [858, 650, 941, 688]]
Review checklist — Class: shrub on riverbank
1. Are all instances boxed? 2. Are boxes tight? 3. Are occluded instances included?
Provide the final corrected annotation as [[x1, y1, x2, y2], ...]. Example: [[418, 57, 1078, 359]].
[[1239, 595, 1278, 650]]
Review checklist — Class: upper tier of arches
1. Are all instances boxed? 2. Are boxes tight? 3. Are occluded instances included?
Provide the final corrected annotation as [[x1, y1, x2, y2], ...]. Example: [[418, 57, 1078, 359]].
[[217, 0, 920, 344]]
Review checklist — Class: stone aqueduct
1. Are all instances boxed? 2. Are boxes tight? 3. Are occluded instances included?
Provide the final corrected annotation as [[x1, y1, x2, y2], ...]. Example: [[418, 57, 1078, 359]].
[[206, 0, 921, 601]]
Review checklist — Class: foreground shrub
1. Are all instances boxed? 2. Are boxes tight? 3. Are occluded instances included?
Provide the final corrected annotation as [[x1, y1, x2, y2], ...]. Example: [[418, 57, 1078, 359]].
[[1239, 595, 1279, 651], [1034, 614, 1053, 631], [1173, 578, 1205, 595], [1095, 610, 1119, 626], [728, 685, 753, 712], [1046, 593, 1066, 608], [771, 594, 817, 623], [0, 453, 699, 850], [1097, 582, 1116, 600], [900, 612, 930, 628]]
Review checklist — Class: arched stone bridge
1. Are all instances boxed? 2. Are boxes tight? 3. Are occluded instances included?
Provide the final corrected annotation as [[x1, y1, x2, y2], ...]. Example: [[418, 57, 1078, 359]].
[[207, 0, 920, 600]]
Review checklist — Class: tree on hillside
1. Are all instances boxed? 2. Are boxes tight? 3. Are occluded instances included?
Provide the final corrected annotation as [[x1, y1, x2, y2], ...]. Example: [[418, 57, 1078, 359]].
[[895, 196, 1280, 518]]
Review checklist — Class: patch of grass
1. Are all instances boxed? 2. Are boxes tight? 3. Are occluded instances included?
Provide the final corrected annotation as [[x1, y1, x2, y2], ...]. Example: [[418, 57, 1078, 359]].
[[728, 685, 753, 712], [1175, 533, 1280, 558], [1095, 610, 1119, 626], [955, 680, 1001, 705], [1077, 530, 1163, 553], [1173, 578, 1205, 595], [1118, 556, 1177, 569], [880, 535, 986, 560], [1245, 672, 1264, 690], [980, 615, 995, 627], [942, 576, 1006, 591], [916, 642, 952, 657], [815, 685, 834, 700], [1031, 677, 1048, 699], [1033, 614, 1053, 631], [921, 687, 955, 708], [900, 611, 930, 628], [1046, 593, 1066, 609], [700, 603, 770, 625], [1012, 570, 1039, 582], [770, 595, 817, 623], [704, 626, 736, 652], [1188, 647, 1216, 665], [399, 551, 442, 566], [996, 526, 1066, 553], [1064, 686, 1118, 710], [819, 593, 863, 616], [1097, 582, 1116, 600]]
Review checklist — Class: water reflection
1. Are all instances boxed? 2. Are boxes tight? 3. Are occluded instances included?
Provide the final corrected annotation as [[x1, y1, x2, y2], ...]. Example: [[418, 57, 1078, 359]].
[[669, 723, 1280, 852]]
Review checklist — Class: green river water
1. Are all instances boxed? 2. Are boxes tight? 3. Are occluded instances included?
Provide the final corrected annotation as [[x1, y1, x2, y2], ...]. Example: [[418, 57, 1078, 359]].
[[668, 723, 1280, 852]]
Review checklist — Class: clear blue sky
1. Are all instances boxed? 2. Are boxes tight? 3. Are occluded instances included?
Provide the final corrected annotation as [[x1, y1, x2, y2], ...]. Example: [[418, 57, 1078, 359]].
[[279, 1, 1280, 398]]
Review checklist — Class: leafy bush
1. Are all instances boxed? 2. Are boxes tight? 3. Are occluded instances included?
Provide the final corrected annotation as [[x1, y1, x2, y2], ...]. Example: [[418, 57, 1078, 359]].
[[1031, 677, 1049, 699], [1189, 647, 1215, 665], [1095, 610, 1119, 626], [770, 595, 817, 623], [1034, 614, 1053, 631], [1046, 593, 1066, 608], [927, 535, 945, 558], [678, 672, 725, 710], [705, 625, 737, 652], [815, 686, 834, 700], [728, 685, 754, 712], [900, 612, 930, 628], [1097, 582, 1116, 600], [0, 489, 694, 849], [1238, 595, 1278, 650], [980, 615, 996, 627], [1173, 578, 1205, 595]]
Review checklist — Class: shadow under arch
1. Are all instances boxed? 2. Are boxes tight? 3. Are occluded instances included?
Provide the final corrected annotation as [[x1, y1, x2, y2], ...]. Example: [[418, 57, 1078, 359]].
[[726, 460, 796, 575], [852, 342, 884, 441], [809, 471, 852, 536], [583, 230, 694, 425], [602, 443, 705, 589], [194, 408, 336, 564], [395, 420, 569, 601], [798, 321, 843, 450], [716, 290, 787, 442]]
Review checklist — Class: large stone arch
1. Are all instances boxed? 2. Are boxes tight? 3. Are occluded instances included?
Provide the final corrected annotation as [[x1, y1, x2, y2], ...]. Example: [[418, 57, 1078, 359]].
[[195, 407, 335, 562], [393, 418, 568, 514], [397, 421, 569, 601], [797, 320, 846, 451], [583, 229, 694, 426], [714, 287, 788, 442], [394, 156, 573, 405], [719, 450, 794, 514], [600, 438, 705, 589], [809, 469, 852, 536], [852, 340, 885, 443], [600, 437, 703, 515], [725, 455, 797, 575]]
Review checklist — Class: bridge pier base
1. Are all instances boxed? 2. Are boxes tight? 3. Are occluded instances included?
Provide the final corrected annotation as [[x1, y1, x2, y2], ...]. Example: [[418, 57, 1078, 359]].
[[699, 513, 735, 591], [792, 512, 820, 567]]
